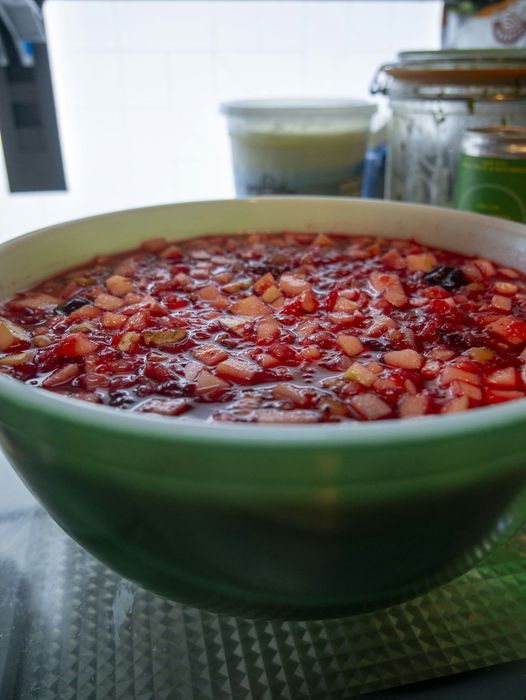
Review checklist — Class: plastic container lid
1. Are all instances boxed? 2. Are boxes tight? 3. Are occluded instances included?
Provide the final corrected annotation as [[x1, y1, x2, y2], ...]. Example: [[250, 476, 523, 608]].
[[220, 98, 376, 121]]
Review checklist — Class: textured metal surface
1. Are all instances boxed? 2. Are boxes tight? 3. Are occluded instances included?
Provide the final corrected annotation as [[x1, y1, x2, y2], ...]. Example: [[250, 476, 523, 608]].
[[1, 504, 526, 700]]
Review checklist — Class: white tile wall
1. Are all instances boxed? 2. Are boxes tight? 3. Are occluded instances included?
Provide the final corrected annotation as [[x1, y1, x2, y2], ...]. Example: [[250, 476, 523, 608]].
[[0, 1, 442, 241]]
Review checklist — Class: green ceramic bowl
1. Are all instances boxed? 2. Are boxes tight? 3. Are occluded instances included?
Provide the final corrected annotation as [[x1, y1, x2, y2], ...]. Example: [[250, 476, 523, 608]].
[[1, 198, 526, 620]]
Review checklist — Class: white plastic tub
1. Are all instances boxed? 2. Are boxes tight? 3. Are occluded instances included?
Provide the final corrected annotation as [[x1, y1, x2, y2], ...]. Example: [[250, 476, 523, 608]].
[[221, 99, 376, 197]]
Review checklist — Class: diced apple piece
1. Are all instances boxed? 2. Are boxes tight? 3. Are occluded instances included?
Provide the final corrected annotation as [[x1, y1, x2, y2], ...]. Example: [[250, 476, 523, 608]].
[[229, 295, 271, 317], [198, 285, 220, 301], [12, 294, 58, 310], [106, 275, 133, 297], [467, 347, 495, 363], [370, 272, 408, 308], [70, 322, 95, 335], [318, 397, 347, 417], [56, 333, 98, 358], [421, 360, 441, 379], [485, 389, 525, 404], [272, 384, 308, 406], [101, 312, 127, 329], [195, 368, 230, 394], [219, 315, 248, 336], [346, 244, 370, 260], [253, 272, 277, 295], [406, 253, 437, 272], [487, 315, 526, 345], [384, 349, 423, 370], [114, 256, 137, 277], [262, 285, 281, 304], [441, 365, 481, 386], [171, 273, 190, 289], [450, 380, 482, 402], [474, 258, 496, 277], [0, 317, 30, 351], [494, 282, 518, 296], [117, 331, 140, 353], [398, 393, 428, 418], [296, 319, 320, 338], [258, 352, 280, 368], [337, 334, 364, 357], [486, 367, 517, 387], [442, 396, 469, 413], [70, 304, 100, 321], [191, 344, 229, 366], [252, 409, 319, 423], [404, 379, 418, 394], [369, 272, 400, 293], [213, 271, 233, 285], [141, 237, 167, 253], [461, 262, 483, 282], [124, 311, 149, 332], [300, 346, 321, 361], [33, 335, 52, 348], [381, 248, 406, 270], [191, 249, 211, 260], [384, 285, 408, 309], [328, 311, 361, 328], [159, 244, 183, 260], [350, 393, 392, 420], [222, 278, 251, 294], [210, 294, 230, 310], [366, 315, 398, 336], [138, 398, 190, 416], [343, 362, 377, 387], [184, 360, 203, 381], [216, 357, 259, 384], [311, 233, 334, 247], [0, 350, 35, 366], [428, 347, 455, 361], [257, 317, 280, 341], [142, 328, 187, 347], [82, 372, 110, 390], [334, 297, 358, 313], [43, 363, 80, 388], [491, 294, 512, 312], [279, 274, 310, 297], [299, 289, 319, 313], [374, 378, 398, 392], [94, 293, 124, 311]]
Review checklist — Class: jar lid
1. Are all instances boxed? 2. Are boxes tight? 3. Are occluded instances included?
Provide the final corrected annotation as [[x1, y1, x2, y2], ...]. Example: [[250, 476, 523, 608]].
[[371, 48, 526, 100], [220, 98, 376, 120], [462, 126, 526, 159]]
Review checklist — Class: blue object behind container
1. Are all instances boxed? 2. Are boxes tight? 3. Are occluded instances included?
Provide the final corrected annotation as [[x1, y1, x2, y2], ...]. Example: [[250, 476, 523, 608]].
[[362, 142, 387, 199]]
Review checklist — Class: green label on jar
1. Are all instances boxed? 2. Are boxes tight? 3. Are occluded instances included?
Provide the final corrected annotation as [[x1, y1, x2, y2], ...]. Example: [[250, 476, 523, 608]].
[[454, 154, 526, 224]]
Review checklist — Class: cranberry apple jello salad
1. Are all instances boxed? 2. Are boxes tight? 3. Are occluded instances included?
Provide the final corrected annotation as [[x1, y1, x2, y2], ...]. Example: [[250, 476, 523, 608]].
[[1, 232, 526, 423]]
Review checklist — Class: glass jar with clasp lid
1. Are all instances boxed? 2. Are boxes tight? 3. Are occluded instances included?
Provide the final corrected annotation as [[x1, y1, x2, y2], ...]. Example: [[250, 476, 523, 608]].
[[370, 49, 526, 207]]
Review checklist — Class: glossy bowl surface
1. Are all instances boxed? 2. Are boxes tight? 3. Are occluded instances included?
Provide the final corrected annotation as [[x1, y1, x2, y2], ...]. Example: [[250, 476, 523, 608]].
[[1, 198, 526, 619]]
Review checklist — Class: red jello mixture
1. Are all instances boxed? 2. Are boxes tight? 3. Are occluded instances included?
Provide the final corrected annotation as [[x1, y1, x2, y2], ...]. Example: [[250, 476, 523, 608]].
[[1, 232, 526, 423]]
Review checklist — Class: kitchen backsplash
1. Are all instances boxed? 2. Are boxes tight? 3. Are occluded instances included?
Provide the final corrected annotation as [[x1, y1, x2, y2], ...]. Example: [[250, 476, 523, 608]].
[[0, 0, 441, 240]]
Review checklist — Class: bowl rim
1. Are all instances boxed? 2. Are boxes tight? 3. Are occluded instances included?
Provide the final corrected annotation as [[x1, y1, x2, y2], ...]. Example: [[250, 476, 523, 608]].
[[1, 196, 526, 448]]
